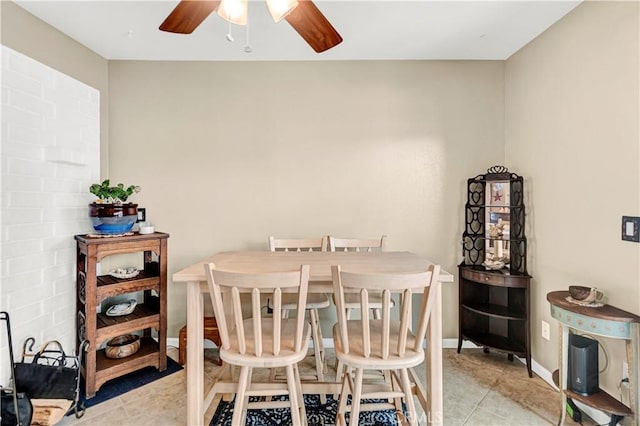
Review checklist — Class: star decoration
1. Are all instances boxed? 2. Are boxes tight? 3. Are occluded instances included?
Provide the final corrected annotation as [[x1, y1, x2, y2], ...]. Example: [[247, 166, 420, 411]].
[[493, 192, 502, 202]]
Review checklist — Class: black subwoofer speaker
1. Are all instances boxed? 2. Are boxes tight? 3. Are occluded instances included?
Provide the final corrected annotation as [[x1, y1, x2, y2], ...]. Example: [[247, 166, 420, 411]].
[[569, 333, 599, 396]]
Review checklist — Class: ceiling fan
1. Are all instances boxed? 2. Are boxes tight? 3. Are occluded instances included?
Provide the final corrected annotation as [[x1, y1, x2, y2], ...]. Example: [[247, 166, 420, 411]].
[[159, 0, 343, 53]]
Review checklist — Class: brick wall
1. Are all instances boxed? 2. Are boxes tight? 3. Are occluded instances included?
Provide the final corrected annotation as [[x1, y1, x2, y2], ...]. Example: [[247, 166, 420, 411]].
[[1, 46, 99, 383]]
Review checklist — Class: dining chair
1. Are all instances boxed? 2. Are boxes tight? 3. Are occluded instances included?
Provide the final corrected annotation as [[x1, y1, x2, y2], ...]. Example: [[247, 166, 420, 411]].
[[331, 264, 440, 426], [329, 236, 394, 384], [267, 237, 330, 397], [328, 235, 387, 253], [328, 235, 390, 319], [204, 263, 311, 426]]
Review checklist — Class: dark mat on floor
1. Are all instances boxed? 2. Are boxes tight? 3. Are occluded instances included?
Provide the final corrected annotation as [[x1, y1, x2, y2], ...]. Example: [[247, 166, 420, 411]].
[[75, 357, 182, 411], [210, 394, 405, 425]]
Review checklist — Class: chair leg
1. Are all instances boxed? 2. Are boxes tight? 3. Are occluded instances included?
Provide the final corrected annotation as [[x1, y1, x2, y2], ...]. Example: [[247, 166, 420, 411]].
[[382, 368, 394, 404], [399, 368, 417, 426], [372, 308, 381, 320], [240, 367, 253, 426], [391, 370, 404, 414], [334, 361, 345, 399], [269, 366, 278, 381], [309, 308, 327, 404], [285, 364, 302, 426], [310, 308, 326, 379], [269, 308, 291, 382], [350, 368, 364, 425], [231, 366, 250, 426], [334, 307, 352, 377], [336, 368, 350, 426], [383, 369, 392, 386], [314, 310, 327, 375], [293, 363, 307, 426]]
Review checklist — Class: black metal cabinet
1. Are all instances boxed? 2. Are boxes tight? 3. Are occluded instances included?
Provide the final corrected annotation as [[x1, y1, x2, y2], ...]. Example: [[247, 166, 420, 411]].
[[458, 166, 532, 377]]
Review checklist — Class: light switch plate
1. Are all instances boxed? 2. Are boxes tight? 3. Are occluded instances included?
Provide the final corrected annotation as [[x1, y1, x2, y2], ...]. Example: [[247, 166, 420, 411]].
[[622, 216, 640, 242]]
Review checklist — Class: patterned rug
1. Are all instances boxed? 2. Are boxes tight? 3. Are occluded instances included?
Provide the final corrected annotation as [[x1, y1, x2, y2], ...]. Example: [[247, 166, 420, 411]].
[[210, 394, 403, 426]]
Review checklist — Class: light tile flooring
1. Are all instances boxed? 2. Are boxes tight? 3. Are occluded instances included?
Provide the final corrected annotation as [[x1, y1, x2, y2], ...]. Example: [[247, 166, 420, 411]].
[[58, 347, 582, 425]]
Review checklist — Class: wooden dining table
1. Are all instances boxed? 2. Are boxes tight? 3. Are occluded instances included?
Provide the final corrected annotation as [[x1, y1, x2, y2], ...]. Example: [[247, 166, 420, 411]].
[[173, 250, 453, 425]]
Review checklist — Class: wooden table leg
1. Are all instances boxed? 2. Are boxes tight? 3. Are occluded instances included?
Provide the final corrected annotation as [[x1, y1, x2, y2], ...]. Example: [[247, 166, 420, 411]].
[[187, 281, 204, 426], [559, 324, 569, 426], [627, 324, 640, 426], [426, 279, 443, 425]]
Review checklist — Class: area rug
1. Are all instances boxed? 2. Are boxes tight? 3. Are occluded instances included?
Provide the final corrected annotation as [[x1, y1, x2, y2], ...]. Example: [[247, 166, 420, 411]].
[[210, 394, 404, 426], [76, 357, 182, 410]]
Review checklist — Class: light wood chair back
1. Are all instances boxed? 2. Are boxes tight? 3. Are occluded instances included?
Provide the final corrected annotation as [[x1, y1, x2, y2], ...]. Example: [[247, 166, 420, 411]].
[[332, 264, 439, 360], [269, 236, 327, 252], [204, 263, 311, 425], [328, 235, 386, 252], [205, 263, 310, 358], [330, 263, 441, 426], [267, 236, 330, 390], [328, 235, 392, 320]]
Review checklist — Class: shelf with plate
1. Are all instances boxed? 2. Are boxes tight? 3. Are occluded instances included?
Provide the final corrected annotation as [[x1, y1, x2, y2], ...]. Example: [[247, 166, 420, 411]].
[[95, 268, 161, 299], [96, 301, 161, 343], [75, 232, 169, 397], [458, 166, 532, 377]]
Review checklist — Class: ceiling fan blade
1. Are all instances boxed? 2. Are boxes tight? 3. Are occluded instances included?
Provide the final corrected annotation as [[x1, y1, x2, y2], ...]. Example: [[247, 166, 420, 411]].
[[159, 0, 221, 34], [285, 0, 342, 53]]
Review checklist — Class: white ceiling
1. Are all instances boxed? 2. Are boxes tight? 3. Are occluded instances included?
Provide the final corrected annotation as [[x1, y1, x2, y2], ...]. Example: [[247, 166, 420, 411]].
[[14, 0, 582, 61]]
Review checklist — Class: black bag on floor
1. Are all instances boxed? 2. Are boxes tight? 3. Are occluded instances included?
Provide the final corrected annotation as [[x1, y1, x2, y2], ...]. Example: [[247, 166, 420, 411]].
[[1, 312, 33, 426], [14, 340, 78, 400], [0, 390, 33, 426]]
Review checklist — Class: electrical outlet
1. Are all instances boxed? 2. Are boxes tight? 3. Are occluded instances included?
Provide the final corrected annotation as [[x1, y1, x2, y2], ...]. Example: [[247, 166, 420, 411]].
[[623, 361, 629, 379], [541, 320, 550, 341]]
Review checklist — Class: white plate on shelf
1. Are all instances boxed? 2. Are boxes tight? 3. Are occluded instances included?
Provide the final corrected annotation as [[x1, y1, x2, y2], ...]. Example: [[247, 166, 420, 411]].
[[109, 267, 139, 279], [565, 296, 604, 308], [106, 299, 137, 316]]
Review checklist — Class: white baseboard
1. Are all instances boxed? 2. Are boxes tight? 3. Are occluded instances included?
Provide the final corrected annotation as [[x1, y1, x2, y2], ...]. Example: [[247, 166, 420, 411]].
[[167, 337, 219, 349], [167, 337, 618, 425]]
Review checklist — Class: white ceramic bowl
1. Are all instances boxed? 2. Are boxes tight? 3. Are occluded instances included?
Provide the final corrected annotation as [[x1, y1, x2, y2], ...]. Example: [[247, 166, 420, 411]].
[[139, 225, 155, 234]]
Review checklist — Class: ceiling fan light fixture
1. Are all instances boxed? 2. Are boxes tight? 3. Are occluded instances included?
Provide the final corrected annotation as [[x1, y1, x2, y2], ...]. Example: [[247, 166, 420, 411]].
[[218, 0, 248, 25], [266, 0, 299, 22]]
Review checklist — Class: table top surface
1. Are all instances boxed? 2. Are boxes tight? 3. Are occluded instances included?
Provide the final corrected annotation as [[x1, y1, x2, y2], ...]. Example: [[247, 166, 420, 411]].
[[173, 250, 453, 283]]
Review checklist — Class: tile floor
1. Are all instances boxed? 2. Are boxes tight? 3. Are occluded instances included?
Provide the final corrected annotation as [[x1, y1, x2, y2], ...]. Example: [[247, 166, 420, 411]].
[[58, 347, 583, 425]]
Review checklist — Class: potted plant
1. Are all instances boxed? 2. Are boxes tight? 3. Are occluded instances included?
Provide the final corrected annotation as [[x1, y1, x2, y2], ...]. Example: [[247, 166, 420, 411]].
[[88, 180, 140, 235]]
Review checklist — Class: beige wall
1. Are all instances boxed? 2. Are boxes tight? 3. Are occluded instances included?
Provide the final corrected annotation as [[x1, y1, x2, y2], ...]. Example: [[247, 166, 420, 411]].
[[2, 0, 506, 343], [505, 0, 639, 393], [1, 1, 110, 177], [107, 60, 505, 336]]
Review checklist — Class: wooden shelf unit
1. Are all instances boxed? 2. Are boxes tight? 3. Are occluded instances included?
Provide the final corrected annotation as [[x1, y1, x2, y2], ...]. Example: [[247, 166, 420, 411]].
[[458, 166, 531, 376], [458, 265, 532, 376], [548, 291, 640, 425], [75, 232, 169, 398]]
